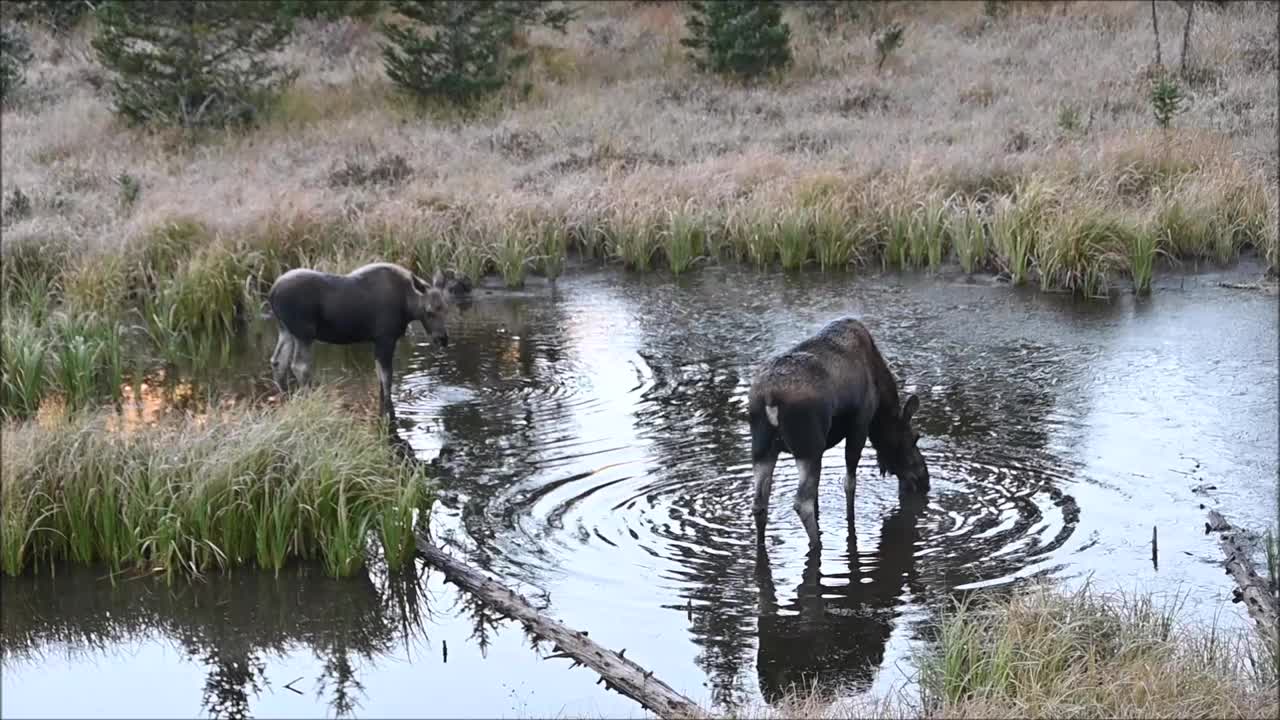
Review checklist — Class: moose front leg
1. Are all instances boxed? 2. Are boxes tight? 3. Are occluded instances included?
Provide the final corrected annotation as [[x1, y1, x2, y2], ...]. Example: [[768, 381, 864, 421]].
[[374, 340, 397, 421], [270, 329, 295, 393], [844, 426, 867, 515]]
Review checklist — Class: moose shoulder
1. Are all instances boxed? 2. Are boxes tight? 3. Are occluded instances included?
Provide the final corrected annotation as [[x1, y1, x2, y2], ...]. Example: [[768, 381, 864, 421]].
[[267, 262, 466, 419], [746, 317, 929, 552]]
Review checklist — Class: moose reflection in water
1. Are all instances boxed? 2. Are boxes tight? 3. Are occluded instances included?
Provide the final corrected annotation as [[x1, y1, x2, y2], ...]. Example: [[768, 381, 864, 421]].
[[754, 493, 926, 704]]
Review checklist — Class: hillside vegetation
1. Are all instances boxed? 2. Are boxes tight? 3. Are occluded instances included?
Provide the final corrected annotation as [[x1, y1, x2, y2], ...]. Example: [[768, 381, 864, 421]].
[[1, 0, 1278, 418]]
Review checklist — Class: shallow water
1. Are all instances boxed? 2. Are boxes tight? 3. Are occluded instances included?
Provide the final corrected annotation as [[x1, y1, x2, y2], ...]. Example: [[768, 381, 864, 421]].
[[4, 264, 1277, 719]]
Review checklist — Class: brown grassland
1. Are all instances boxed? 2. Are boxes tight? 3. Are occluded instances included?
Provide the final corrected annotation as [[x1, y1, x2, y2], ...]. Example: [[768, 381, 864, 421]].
[[2, 1, 1276, 306]]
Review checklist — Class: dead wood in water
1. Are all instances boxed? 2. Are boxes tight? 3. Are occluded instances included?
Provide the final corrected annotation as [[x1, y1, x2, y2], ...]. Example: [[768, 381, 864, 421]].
[[1205, 509, 1279, 633], [414, 535, 709, 720]]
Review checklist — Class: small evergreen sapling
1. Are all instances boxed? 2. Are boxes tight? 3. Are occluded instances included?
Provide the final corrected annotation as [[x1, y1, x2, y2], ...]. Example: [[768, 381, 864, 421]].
[[91, 1, 298, 129], [380, 1, 575, 106], [681, 1, 793, 82]]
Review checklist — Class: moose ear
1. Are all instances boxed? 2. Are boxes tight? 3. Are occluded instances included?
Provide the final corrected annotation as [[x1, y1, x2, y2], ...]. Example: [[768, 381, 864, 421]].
[[411, 274, 429, 294], [427, 287, 447, 312], [902, 394, 919, 423]]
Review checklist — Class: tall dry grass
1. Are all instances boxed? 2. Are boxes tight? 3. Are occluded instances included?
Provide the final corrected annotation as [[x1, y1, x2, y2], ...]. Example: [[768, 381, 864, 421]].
[[0, 387, 431, 581]]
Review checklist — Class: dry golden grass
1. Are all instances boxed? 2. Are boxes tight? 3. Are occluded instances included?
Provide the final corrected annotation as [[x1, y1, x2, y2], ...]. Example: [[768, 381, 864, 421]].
[[0, 1, 1275, 291]]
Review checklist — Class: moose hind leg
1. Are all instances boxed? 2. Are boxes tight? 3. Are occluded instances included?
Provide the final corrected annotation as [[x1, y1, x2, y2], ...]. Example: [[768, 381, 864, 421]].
[[793, 456, 823, 551], [271, 330, 295, 392], [752, 453, 778, 519], [289, 338, 315, 387]]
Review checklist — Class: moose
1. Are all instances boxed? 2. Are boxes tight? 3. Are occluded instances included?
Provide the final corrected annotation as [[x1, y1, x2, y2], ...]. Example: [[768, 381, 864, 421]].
[[747, 316, 930, 552], [267, 262, 469, 419]]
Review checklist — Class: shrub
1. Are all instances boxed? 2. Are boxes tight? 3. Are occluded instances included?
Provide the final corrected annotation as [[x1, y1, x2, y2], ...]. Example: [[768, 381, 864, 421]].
[[3, 0, 95, 35], [380, 0, 575, 106], [875, 22, 905, 72], [91, 1, 298, 129], [680, 0, 792, 82], [0, 21, 32, 102], [796, 0, 861, 29], [274, 0, 382, 21], [2, 185, 32, 224]]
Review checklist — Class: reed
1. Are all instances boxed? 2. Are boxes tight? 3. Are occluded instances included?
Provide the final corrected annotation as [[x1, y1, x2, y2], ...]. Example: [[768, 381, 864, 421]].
[[605, 205, 662, 271], [910, 193, 951, 271], [880, 200, 914, 271], [915, 581, 1279, 720], [0, 309, 50, 420], [662, 202, 710, 275], [774, 206, 814, 272], [1036, 209, 1135, 298], [810, 197, 870, 272], [990, 178, 1058, 286], [488, 218, 536, 288], [948, 197, 989, 274], [0, 388, 433, 581]]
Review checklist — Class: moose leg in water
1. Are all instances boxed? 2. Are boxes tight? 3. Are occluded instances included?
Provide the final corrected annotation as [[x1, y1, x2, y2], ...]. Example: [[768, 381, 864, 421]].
[[750, 411, 780, 538], [793, 456, 823, 549], [843, 421, 870, 516], [374, 337, 396, 420]]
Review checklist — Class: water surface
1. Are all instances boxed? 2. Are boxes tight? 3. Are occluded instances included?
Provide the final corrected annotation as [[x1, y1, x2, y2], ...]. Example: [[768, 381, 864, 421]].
[[4, 264, 1277, 718]]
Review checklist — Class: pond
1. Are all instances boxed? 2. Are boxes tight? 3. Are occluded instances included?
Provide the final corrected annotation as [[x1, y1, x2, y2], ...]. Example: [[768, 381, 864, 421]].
[[3, 263, 1277, 719]]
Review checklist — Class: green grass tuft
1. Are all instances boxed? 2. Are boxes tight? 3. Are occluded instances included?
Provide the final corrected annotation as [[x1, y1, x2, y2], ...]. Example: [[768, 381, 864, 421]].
[[918, 581, 1279, 720], [0, 388, 433, 581]]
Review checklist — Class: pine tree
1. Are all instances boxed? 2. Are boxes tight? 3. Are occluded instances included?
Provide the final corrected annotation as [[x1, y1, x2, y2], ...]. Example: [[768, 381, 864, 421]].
[[681, 1, 792, 82], [380, 0, 575, 106], [0, 22, 33, 102], [91, 1, 298, 129]]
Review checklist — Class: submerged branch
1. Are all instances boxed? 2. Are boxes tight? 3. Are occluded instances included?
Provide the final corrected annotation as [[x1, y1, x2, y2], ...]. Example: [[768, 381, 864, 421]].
[[415, 534, 708, 720]]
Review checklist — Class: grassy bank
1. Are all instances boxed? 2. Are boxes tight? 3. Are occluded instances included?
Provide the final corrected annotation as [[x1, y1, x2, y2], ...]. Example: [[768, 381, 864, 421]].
[[2, 1, 1278, 418], [0, 388, 431, 582], [727, 581, 1280, 720]]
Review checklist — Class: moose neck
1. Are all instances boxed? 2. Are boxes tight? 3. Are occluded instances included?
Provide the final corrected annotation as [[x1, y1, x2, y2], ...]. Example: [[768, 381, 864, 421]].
[[866, 364, 903, 455]]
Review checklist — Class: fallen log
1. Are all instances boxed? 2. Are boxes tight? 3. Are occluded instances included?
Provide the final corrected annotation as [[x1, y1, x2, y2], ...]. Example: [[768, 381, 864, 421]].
[[415, 535, 709, 720], [1206, 509, 1278, 633]]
